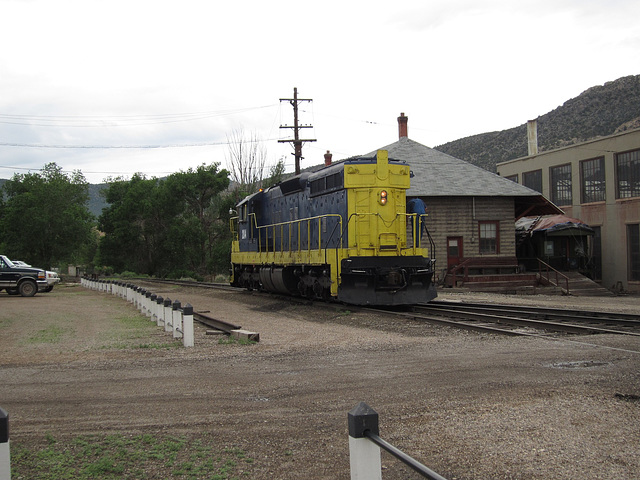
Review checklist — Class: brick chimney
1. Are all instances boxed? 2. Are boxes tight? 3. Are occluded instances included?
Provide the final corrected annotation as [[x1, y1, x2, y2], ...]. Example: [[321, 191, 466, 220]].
[[398, 112, 408, 139], [324, 150, 332, 166], [527, 119, 538, 156]]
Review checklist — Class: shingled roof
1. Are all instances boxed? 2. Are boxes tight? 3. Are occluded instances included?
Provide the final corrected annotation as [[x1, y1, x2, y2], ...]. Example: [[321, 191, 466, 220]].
[[365, 137, 541, 197]]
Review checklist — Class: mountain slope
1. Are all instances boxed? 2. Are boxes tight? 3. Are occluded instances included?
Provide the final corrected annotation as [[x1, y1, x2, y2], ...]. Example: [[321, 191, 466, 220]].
[[435, 74, 640, 172]]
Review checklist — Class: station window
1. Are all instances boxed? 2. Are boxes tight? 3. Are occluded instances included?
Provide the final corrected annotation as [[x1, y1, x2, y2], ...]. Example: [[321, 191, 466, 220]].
[[522, 169, 542, 193], [616, 149, 640, 199], [550, 164, 572, 205], [505, 174, 518, 183], [479, 221, 499, 254], [629, 224, 640, 281], [580, 157, 606, 203]]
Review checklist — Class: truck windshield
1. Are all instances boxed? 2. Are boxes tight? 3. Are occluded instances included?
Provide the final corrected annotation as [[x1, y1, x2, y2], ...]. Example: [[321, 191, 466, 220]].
[[1, 256, 15, 268]]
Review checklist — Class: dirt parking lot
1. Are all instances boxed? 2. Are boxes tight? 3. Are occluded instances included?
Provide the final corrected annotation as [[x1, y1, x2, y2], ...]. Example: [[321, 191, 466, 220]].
[[1, 283, 639, 479]]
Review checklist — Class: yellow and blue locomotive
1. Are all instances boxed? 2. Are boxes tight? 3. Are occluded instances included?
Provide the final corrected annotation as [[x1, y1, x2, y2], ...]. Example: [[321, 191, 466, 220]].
[[229, 150, 436, 305]]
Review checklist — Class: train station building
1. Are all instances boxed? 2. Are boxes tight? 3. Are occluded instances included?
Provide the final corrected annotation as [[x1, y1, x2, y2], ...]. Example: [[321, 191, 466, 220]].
[[364, 114, 562, 288]]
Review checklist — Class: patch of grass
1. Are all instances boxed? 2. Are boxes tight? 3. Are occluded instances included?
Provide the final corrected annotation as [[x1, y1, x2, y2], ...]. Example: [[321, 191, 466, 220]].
[[12, 433, 255, 479], [0, 317, 13, 328], [26, 325, 71, 344]]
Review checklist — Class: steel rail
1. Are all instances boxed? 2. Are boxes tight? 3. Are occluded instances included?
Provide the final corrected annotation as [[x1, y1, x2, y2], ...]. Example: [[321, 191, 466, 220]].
[[193, 311, 241, 333], [414, 305, 640, 336], [428, 300, 640, 323]]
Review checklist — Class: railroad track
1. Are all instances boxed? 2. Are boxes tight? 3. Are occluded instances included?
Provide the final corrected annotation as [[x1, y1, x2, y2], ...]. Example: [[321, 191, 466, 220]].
[[126, 277, 639, 338], [379, 300, 640, 337]]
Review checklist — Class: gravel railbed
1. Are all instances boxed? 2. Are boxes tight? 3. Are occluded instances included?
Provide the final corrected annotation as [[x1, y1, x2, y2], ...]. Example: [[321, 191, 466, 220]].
[[1, 283, 638, 479]]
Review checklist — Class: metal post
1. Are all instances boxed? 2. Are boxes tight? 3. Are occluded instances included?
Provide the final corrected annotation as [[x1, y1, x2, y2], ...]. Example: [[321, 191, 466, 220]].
[[0, 407, 10, 480], [348, 402, 382, 480]]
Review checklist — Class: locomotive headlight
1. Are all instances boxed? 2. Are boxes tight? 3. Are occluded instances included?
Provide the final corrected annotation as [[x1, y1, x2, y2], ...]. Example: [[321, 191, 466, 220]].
[[379, 190, 388, 205]]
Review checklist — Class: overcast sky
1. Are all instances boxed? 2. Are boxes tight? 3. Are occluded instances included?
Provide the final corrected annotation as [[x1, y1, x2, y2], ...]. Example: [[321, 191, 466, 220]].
[[1, 0, 639, 183]]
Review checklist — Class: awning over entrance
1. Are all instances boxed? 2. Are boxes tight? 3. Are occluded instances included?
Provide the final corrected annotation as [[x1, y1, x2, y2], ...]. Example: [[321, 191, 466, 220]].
[[516, 214, 594, 237], [514, 196, 564, 220]]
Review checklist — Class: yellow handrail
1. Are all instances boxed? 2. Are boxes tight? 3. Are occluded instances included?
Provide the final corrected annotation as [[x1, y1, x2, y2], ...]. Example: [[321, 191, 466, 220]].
[[235, 213, 344, 255]]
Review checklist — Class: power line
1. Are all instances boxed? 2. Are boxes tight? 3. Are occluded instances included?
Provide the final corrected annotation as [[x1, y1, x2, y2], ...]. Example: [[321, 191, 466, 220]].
[[0, 104, 277, 127], [0, 136, 283, 149]]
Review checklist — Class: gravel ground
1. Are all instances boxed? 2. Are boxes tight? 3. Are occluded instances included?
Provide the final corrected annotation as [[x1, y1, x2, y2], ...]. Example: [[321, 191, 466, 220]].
[[1, 282, 639, 479]]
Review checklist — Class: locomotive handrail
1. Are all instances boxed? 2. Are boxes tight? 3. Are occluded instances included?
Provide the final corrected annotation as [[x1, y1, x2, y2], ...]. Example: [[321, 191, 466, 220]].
[[241, 213, 344, 255]]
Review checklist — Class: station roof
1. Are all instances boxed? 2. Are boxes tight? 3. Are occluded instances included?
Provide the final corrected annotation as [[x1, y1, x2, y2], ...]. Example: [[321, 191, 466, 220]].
[[364, 137, 562, 218]]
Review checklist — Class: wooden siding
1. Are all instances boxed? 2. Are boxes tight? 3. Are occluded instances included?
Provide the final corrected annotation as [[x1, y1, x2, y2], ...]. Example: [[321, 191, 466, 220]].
[[411, 196, 516, 283]]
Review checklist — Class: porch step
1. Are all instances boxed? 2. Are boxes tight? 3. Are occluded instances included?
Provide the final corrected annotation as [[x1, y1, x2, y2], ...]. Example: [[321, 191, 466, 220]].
[[562, 272, 614, 297]]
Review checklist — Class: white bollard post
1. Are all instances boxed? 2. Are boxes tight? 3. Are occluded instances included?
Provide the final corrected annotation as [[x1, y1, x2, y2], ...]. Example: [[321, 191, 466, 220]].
[[172, 300, 182, 339], [150, 294, 157, 322], [142, 291, 150, 317], [0, 407, 10, 480], [182, 303, 194, 347], [137, 288, 144, 313], [155, 296, 164, 327], [146, 292, 154, 318], [348, 402, 382, 480], [137, 289, 145, 314], [163, 298, 173, 332]]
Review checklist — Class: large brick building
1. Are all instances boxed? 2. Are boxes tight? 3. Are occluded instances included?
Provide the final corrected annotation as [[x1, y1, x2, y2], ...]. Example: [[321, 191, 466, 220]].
[[497, 126, 640, 293]]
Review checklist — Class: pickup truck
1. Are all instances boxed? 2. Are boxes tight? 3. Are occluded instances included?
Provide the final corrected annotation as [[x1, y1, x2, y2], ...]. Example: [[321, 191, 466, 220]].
[[0, 255, 48, 297]]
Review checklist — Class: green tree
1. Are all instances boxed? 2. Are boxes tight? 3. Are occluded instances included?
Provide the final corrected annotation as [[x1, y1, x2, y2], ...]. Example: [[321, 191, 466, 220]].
[[264, 156, 286, 188], [162, 163, 230, 276], [0, 163, 95, 269], [97, 174, 166, 274], [97, 164, 231, 278]]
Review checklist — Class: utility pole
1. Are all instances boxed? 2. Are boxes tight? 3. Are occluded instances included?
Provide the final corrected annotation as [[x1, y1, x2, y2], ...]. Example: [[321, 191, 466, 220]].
[[279, 87, 316, 175]]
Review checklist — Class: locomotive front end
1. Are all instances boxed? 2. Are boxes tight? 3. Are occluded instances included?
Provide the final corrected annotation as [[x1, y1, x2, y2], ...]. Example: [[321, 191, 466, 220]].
[[337, 150, 437, 305]]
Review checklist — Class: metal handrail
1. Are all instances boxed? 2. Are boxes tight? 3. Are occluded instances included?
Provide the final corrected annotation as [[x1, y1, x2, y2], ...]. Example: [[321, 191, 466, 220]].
[[235, 213, 344, 255], [537, 258, 570, 294], [365, 431, 448, 480]]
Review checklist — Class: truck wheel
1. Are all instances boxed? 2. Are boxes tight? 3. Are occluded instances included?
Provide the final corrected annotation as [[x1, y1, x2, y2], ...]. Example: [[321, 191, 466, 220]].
[[19, 280, 38, 297], [7, 288, 19, 296]]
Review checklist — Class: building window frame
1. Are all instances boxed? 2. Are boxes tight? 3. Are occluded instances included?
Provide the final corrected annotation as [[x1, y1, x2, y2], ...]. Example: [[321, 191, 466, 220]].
[[505, 174, 518, 183], [580, 156, 606, 203], [550, 163, 573, 206], [616, 148, 640, 199], [479, 221, 500, 255], [522, 169, 542, 193]]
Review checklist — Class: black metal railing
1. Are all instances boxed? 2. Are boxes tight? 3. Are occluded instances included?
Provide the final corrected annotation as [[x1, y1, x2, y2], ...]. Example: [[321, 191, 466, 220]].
[[348, 402, 448, 480]]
